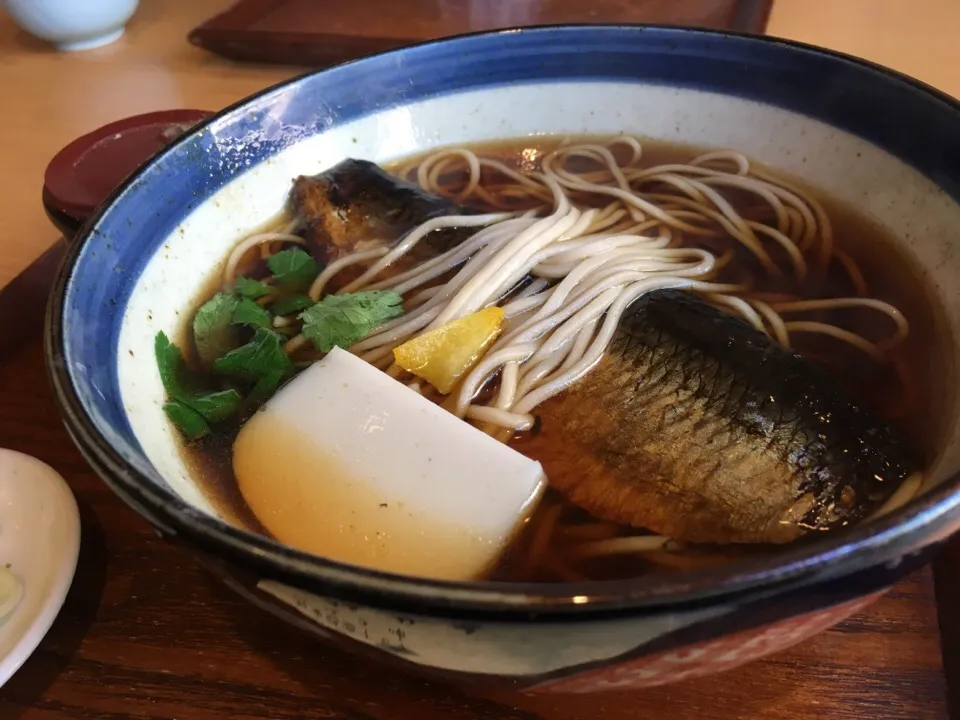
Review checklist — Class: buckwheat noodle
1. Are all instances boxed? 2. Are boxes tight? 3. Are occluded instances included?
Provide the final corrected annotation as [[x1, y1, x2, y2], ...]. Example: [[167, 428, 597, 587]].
[[221, 136, 922, 574]]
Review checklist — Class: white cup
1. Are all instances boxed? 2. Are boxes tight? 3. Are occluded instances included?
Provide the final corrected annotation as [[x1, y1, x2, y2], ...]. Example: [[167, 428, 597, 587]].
[[1, 0, 140, 52]]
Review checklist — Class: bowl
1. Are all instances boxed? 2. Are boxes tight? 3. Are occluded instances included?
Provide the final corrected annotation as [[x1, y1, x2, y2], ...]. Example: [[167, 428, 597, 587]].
[[45, 25, 960, 693], [2, 0, 139, 52]]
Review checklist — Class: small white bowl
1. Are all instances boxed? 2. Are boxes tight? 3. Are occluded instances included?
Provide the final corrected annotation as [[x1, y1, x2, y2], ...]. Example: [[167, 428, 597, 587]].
[[0, 449, 80, 687], [2, 0, 139, 52]]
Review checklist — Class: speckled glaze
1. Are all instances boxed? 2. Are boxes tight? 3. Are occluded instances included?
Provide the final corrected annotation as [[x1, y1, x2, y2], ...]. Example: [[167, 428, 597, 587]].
[[46, 26, 960, 692]]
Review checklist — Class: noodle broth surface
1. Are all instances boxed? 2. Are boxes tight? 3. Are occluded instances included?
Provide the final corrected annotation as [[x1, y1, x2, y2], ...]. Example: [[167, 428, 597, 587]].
[[170, 136, 949, 582]]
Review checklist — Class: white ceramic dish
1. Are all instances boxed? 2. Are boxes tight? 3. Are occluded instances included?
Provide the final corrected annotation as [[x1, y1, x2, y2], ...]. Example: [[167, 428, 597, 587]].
[[0, 449, 80, 687], [1, 0, 139, 52]]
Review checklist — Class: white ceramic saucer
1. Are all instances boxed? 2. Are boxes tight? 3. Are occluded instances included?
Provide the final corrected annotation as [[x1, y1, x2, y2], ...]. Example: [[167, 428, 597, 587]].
[[0, 449, 80, 687]]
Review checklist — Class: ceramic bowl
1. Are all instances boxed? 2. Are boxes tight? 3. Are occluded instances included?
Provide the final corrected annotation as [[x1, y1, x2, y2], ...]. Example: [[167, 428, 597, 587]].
[[2, 0, 139, 52], [46, 26, 960, 693]]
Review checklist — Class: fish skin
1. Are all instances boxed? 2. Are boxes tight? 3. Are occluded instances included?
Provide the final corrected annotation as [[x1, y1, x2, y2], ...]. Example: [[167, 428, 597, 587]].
[[519, 289, 916, 545], [291, 159, 475, 263]]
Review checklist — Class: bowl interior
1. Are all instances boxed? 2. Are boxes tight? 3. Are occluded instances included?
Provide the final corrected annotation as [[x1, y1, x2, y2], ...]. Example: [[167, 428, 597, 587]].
[[51, 26, 960, 607]]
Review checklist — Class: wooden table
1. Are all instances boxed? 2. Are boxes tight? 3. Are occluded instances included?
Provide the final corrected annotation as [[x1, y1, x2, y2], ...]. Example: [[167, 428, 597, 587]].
[[1, 1, 959, 717], [0, 1, 294, 290]]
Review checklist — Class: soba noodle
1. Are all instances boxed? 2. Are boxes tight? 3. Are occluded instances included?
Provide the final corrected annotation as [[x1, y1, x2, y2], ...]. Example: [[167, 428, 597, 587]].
[[272, 140, 908, 433], [215, 136, 922, 573]]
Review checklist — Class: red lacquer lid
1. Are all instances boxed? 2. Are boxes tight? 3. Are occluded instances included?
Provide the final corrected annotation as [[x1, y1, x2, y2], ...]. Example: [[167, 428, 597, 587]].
[[43, 109, 212, 235]]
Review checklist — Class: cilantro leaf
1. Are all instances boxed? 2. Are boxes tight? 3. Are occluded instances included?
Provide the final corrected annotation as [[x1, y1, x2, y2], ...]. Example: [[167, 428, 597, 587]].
[[267, 248, 319, 291], [155, 331, 189, 398], [155, 331, 243, 438], [163, 401, 210, 440], [247, 368, 286, 410], [184, 389, 243, 423], [270, 293, 315, 316], [233, 275, 273, 299], [299, 290, 404, 353], [213, 327, 293, 383], [193, 292, 241, 363], [156, 331, 211, 403], [232, 297, 272, 329]]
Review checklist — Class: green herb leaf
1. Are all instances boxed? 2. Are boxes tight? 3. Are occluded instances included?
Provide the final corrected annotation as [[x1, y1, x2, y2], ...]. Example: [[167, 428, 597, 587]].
[[232, 297, 272, 329], [233, 275, 273, 299], [247, 368, 286, 410], [193, 292, 241, 363], [213, 327, 293, 383], [270, 293, 315, 316], [184, 389, 243, 423], [267, 248, 319, 291], [299, 290, 404, 353], [163, 401, 210, 440], [155, 331, 188, 398], [156, 331, 208, 402], [155, 331, 243, 434]]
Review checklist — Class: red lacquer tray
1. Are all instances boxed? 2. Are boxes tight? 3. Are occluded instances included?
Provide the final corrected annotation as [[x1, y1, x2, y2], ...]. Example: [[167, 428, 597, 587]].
[[188, 0, 775, 67]]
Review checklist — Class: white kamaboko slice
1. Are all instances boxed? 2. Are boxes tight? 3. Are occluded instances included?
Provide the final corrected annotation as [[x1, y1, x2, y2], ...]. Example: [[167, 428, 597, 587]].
[[232, 347, 547, 581]]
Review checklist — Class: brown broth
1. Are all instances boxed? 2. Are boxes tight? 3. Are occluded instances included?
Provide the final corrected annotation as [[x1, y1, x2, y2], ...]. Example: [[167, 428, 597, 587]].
[[171, 136, 953, 582]]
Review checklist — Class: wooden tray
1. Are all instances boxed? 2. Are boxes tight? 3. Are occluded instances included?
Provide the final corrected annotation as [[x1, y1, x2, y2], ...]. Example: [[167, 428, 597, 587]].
[[188, 0, 774, 67], [0, 238, 955, 718]]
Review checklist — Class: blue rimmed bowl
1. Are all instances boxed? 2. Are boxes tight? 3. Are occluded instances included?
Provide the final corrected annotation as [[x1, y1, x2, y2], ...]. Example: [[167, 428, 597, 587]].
[[45, 25, 960, 692]]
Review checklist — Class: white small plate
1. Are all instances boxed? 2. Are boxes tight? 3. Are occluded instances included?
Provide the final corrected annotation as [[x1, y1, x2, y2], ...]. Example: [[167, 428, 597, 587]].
[[0, 449, 80, 687]]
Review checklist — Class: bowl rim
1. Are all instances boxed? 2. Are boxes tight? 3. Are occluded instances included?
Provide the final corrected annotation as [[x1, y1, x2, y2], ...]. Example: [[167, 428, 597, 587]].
[[45, 22, 960, 619]]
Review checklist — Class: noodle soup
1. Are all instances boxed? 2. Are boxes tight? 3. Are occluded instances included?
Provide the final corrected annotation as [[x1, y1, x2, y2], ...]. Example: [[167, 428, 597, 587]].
[[157, 136, 944, 583]]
